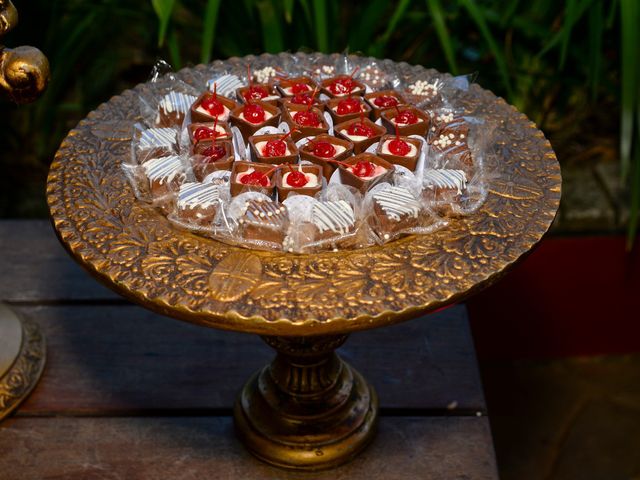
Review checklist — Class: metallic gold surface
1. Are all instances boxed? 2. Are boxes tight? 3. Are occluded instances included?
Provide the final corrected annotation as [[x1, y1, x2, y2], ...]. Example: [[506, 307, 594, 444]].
[[47, 53, 560, 468], [0, 1, 50, 103], [234, 335, 378, 470], [0, 304, 46, 421], [0, 2, 47, 423], [47, 53, 561, 336]]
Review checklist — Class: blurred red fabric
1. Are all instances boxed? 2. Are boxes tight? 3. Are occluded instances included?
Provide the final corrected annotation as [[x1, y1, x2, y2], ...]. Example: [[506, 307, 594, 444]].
[[467, 236, 640, 360]]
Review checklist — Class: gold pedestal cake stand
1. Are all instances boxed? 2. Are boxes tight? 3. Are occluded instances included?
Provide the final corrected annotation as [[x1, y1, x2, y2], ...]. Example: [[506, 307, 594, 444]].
[[47, 53, 561, 470]]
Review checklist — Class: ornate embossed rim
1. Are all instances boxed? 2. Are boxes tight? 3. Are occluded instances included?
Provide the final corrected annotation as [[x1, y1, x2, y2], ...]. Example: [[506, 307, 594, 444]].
[[47, 52, 561, 336], [0, 319, 46, 421]]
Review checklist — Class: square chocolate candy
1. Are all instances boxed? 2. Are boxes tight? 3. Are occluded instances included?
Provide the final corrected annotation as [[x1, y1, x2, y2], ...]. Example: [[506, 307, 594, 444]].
[[230, 161, 277, 197], [337, 152, 394, 194]]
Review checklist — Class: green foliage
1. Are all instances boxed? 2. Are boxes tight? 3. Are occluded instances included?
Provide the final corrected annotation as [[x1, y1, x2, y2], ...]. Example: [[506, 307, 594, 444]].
[[1, 0, 638, 244]]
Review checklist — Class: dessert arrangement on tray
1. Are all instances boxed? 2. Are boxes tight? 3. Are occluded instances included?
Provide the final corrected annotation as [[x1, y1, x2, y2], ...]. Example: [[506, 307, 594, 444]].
[[124, 55, 491, 253]]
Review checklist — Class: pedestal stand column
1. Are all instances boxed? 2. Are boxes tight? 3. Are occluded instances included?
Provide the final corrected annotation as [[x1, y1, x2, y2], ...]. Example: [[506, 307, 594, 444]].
[[234, 334, 378, 470]]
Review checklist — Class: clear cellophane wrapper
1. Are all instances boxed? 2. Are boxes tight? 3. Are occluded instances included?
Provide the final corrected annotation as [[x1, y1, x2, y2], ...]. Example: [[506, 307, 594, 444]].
[[121, 53, 497, 253], [363, 181, 447, 244], [283, 184, 364, 253], [123, 123, 193, 211]]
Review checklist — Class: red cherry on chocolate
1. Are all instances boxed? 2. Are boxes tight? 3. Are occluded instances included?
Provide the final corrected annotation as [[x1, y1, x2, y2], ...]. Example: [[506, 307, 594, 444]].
[[242, 104, 266, 124], [336, 97, 361, 115], [329, 77, 357, 95], [201, 144, 226, 161], [244, 85, 269, 102], [262, 139, 287, 157], [291, 93, 314, 105], [240, 170, 270, 186], [285, 170, 308, 188], [388, 138, 411, 156], [291, 82, 311, 94], [201, 95, 225, 116], [395, 110, 419, 125], [347, 121, 375, 138], [351, 160, 376, 178], [194, 127, 216, 141], [293, 110, 321, 127], [312, 141, 336, 158], [374, 95, 399, 108]]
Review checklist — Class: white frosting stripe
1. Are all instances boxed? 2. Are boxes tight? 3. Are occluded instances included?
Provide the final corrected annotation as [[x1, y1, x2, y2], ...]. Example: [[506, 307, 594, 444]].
[[139, 128, 177, 149], [313, 200, 355, 234], [178, 182, 221, 208], [159, 92, 197, 115], [143, 155, 184, 184], [422, 169, 467, 193], [373, 187, 420, 221]]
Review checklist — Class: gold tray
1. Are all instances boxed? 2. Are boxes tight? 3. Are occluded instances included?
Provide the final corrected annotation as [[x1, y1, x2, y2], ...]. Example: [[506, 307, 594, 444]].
[[47, 53, 561, 470]]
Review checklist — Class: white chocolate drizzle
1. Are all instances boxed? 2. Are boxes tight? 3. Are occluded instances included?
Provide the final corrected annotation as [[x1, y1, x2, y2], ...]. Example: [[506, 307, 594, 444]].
[[139, 128, 177, 150], [143, 155, 184, 185], [178, 182, 221, 209], [422, 169, 468, 194], [312, 200, 355, 234], [373, 187, 420, 221], [158, 92, 197, 116]]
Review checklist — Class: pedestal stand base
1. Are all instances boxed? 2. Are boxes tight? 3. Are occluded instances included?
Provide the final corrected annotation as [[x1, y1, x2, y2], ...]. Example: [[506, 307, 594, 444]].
[[0, 303, 46, 422], [234, 334, 378, 470]]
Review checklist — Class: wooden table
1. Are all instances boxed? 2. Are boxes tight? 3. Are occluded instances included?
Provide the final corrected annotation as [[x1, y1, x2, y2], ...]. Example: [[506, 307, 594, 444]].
[[0, 220, 499, 479]]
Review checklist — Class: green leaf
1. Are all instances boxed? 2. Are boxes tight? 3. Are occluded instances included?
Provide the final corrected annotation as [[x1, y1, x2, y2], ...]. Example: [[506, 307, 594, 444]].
[[500, 0, 521, 28], [379, 0, 412, 45], [201, 0, 222, 64], [151, 0, 177, 47], [627, 106, 640, 250], [167, 29, 182, 70], [283, 0, 295, 23], [460, 0, 513, 100], [298, 0, 312, 27], [426, 0, 458, 75], [620, 0, 639, 180], [587, 0, 603, 99], [256, 0, 284, 52], [312, 0, 329, 52], [348, 0, 388, 52]]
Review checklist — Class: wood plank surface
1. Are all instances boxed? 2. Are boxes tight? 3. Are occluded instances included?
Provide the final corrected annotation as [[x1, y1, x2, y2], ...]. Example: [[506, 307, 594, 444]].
[[0, 220, 497, 478], [0, 416, 498, 480], [0, 220, 118, 301], [14, 303, 484, 413]]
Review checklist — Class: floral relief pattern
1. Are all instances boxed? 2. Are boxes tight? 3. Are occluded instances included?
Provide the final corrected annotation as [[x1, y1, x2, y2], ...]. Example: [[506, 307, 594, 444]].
[[47, 53, 561, 335]]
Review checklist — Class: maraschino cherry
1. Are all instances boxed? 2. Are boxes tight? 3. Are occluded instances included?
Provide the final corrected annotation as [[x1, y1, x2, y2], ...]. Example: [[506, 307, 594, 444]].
[[244, 64, 269, 102], [336, 97, 361, 115], [239, 164, 280, 186], [261, 130, 296, 158], [285, 165, 308, 188], [201, 144, 226, 161], [310, 140, 336, 158], [240, 170, 271, 186], [347, 114, 375, 138], [291, 92, 314, 106], [388, 124, 411, 156], [290, 82, 311, 94], [244, 85, 269, 102], [374, 95, 399, 108], [325, 157, 377, 178], [242, 103, 266, 124], [351, 160, 376, 178], [201, 83, 225, 116], [394, 108, 419, 125], [194, 126, 217, 141], [194, 117, 223, 142], [293, 110, 321, 127], [328, 67, 360, 96]]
